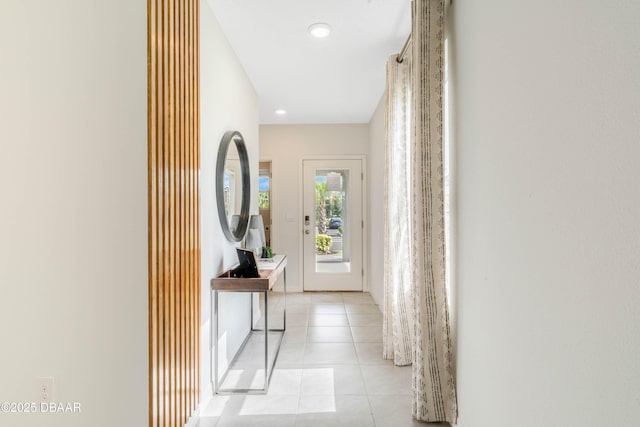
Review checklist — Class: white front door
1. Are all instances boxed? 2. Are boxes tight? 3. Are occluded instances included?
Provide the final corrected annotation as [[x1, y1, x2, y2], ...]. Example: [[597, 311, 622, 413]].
[[303, 159, 363, 291]]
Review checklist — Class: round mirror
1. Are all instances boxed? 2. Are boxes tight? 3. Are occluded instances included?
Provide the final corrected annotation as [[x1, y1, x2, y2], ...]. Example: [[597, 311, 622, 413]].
[[216, 130, 251, 242]]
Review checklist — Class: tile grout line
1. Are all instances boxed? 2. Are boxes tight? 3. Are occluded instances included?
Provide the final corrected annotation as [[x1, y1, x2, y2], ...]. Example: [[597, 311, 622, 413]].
[[211, 293, 386, 426], [350, 299, 379, 427]]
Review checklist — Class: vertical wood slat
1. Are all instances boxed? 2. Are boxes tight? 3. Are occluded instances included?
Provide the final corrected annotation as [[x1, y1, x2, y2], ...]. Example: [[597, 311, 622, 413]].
[[149, 0, 200, 426], [177, 0, 184, 423]]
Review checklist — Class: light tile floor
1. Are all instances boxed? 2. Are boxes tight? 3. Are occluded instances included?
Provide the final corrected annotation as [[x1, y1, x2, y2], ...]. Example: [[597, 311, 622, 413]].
[[199, 292, 448, 427]]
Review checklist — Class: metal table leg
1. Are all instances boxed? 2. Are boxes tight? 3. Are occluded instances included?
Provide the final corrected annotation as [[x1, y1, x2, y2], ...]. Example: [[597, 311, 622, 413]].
[[212, 267, 287, 395]]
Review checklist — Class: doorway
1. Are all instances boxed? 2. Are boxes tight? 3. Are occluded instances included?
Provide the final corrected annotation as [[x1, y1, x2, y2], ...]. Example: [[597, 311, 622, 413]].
[[258, 161, 271, 246], [303, 159, 363, 291]]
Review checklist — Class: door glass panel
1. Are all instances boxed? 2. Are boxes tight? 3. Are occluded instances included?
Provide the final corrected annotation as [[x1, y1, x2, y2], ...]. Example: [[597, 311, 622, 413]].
[[258, 162, 271, 246], [258, 173, 269, 209], [314, 169, 350, 273]]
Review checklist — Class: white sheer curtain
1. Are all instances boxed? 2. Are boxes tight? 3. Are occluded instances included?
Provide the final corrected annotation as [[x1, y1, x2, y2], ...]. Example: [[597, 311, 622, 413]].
[[383, 0, 457, 423], [383, 53, 414, 366]]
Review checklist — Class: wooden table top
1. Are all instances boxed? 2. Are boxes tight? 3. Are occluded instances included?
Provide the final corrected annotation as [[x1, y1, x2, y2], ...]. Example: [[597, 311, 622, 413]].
[[211, 254, 286, 292]]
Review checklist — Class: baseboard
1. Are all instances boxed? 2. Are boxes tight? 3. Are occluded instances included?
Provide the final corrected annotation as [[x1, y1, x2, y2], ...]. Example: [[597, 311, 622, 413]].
[[370, 288, 382, 308], [185, 411, 199, 427], [184, 384, 213, 427]]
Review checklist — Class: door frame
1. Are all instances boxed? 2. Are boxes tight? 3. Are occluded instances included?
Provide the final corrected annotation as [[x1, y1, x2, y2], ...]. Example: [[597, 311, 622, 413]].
[[298, 155, 368, 293], [259, 157, 276, 250]]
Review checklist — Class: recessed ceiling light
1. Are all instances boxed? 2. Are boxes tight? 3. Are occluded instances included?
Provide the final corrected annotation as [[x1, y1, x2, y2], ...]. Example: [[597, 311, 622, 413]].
[[308, 23, 331, 38], [274, 109, 287, 115]]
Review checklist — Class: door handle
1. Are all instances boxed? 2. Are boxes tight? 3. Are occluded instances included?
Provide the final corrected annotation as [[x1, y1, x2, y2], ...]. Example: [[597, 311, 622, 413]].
[[305, 229, 310, 235]]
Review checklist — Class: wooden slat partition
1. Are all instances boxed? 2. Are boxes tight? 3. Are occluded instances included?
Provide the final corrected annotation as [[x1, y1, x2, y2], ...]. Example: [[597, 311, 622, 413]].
[[148, 0, 200, 426]]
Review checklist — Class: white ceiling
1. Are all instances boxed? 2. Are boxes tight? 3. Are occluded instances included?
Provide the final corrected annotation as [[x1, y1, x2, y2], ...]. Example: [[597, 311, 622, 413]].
[[207, 0, 411, 124]]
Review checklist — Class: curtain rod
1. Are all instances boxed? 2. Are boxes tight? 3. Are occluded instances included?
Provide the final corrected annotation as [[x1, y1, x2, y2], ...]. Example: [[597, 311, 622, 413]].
[[396, 34, 412, 63], [397, 0, 451, 63]]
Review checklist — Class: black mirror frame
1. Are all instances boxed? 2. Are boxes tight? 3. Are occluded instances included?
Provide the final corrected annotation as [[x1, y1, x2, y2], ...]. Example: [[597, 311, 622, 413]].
[[216, 130, 251, 242]]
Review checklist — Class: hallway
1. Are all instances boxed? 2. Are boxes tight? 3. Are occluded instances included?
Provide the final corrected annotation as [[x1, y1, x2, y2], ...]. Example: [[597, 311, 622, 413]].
[[199, 292, 441, 426]]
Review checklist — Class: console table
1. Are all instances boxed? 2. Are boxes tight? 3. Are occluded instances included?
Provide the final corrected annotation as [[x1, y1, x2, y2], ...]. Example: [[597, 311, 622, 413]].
[[211, 254, 286, 394]]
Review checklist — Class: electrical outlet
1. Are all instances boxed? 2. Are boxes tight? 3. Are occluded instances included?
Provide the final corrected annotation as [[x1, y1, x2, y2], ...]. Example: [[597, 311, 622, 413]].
[[35, 377, 54, 402]]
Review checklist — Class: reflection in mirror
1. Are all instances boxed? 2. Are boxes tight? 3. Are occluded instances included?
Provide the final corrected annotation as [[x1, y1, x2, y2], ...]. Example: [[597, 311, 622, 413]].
[[216, 131, 251, 242], [223, 141, 240, 230]]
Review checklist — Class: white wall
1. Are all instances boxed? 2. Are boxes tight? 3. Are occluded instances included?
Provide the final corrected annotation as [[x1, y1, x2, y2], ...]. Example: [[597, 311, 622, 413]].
[[0, 1, 147, 426], [259, 125, 369, 292], [367, 97, 386, 305], [453, 1, 640, 425], [200, 0, 259, 400]]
